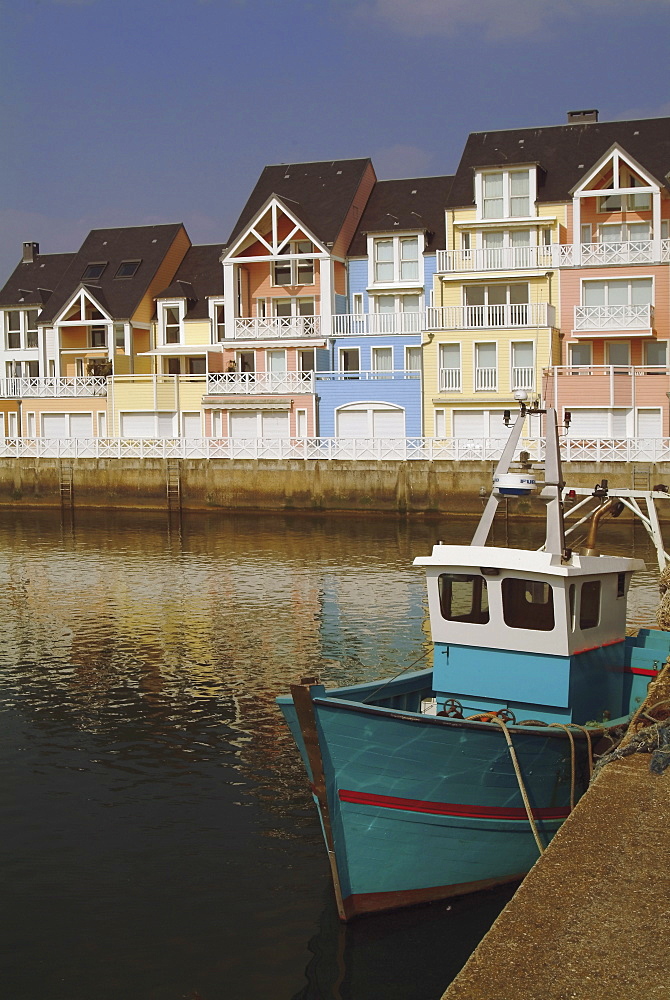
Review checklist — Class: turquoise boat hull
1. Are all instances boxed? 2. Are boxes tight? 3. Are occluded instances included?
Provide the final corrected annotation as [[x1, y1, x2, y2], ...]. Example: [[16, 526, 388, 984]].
[[278, 635, 667, 920]]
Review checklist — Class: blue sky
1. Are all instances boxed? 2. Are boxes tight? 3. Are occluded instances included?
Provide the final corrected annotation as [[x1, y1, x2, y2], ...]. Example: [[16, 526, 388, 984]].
[[1, 0, 669, 279]]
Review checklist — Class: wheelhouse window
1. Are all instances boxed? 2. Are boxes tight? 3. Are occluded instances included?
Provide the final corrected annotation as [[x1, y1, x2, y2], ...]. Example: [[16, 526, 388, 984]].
[[438, 573, 489, 625], [579, 581, 601, 630], [502, 577, 555, 631]]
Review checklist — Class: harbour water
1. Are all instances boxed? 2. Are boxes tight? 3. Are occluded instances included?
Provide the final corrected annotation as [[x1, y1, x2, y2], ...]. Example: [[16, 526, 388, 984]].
[[0, 507, 660, 1000]]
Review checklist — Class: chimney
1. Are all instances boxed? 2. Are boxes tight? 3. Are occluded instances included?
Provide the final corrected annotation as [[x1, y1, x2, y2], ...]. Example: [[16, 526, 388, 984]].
[[22, 242, 39, 263], [567, 109, 599, 124]]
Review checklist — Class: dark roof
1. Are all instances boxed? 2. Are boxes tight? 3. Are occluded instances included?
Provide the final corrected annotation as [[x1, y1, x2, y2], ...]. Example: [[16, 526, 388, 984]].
[[0, 251, 75, 308], [35, 223, 188, 324], [347, 175, 454, 255], [448, 116, 670, 208], [156, 244, 226, 320], [227, 158, 373, 247]]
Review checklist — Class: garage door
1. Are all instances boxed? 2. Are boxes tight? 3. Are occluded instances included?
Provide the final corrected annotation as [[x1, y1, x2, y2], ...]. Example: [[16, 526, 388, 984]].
[[121, 412, 176, 437], [229, 411, 289, 439], [452, 411, 484, 438], [42, 413, 67, 438], [372, 409, 405, 437], [70, 414, 93, 437], [568, 409, 628, 437], [182, 412, 201, 438], [638, 409, 662, 437], [336, 405, 405, 437]]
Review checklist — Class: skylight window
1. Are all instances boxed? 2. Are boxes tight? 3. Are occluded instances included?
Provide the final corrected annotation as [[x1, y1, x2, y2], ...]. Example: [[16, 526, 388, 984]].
[[115, 260, 141, 278], [82, 263, 107, 280]]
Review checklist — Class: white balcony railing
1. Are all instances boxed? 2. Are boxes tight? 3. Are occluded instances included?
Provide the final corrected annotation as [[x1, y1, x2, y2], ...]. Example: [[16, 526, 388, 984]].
[[574, 304, 654, 332], [3, 435, 670, 463], [428, 302, 555, 330], [438, 368, 461, 392], [436, 246, 556, 273], [206, 372, 314, 395], [333, 312, 426, 335], [232, 316, 320, 340], [545, 365, 669, 378], [475, 367, 497, 391], [437, 239, 670, 272], [0, 377, 108, 398], [314, 370, 420, 382], [512, 366, 534, 390]]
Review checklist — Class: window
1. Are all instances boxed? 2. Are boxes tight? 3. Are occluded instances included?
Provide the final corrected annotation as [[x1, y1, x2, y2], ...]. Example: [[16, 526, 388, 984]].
[[434, 408, 446, 437], [371, 235, 422, 284], [114, 260, 141, 278], [502, 577, 555, 631], [82, 262, 107, 280], [273, 297, 314, 317], [214, 303, 225, 342], [272, 241, 314, 286], [439, 343, 461, 391], [644, 341, 667, 367], [339, 347, 359, 374], [405, 346, 422, 371], [480, 169, 532, 219], [167, 358, 181, 375], [606, 341, 630, 366], [597, 194, 622, 213], [352, 293, 364, 315], [582, 278, 652, 307], [511, 342, 534, 390], [371, 347, 393, 376], [162, 305, 181, 344], [438, 574, 489, 624], [569, 342, 592, 367], [299, 349, 315, 373], [188, 357, 206, 375], [475, 342, 497, 391], [599, 223, 650, 243], [26, 310, 38, 348], [238, 351, 255, 373], [580, 581, 600, 630], [91, 326, 106, 348], [617, 573, 626, 599], [465, 283, 529, 326], [6, 311, 21, 349], [114, 324, 126, 350]]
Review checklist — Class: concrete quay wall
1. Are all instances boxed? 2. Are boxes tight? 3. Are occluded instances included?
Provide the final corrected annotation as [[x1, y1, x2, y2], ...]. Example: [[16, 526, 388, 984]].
[[0, 458, 667, 514]]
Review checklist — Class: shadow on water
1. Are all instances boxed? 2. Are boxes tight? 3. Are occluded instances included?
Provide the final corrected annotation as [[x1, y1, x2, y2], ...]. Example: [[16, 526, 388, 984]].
[[293, 883, 520, 1000]]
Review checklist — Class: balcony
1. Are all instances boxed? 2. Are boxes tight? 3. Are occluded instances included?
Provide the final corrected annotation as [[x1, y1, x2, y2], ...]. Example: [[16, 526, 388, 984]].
[[428, 302, 556, 330], [206, 372, 314, 394], [333, 312, 426, 335], [315, 370, 420, 383], [439, 367, 462, 392], [436, 239, 670, 272], [574, 304, 654, 334], [232, 316, 320, 340], [0, 377, 108, 398], [543, 365, 670, 409], [436, 246, 555, 273]]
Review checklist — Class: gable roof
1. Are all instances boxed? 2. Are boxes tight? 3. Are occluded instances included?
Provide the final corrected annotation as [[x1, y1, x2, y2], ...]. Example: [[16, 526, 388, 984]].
[[156, 244, 226, 320], [447, 116, 670, 208], [227, 158, 374, 247], [35, 223, 188, 324], [0, 251, 76, 309], [347, 175, 454, 255]]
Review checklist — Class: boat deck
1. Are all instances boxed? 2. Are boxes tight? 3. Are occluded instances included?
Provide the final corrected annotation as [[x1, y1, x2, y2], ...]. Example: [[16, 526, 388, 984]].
[[442, 663, 670, 1000]]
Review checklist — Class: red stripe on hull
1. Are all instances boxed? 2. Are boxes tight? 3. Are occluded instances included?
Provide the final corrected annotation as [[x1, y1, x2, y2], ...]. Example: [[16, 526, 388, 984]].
[[626, 666, 660, 676], [338, 788, 570, 821]]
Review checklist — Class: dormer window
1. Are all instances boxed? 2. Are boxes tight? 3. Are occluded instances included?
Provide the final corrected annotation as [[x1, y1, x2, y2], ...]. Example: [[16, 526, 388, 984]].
[[115, 260, 141, 278], [371, 235, 420, 284], [82, 262, 107, 280], [478, 168, 534, 219]]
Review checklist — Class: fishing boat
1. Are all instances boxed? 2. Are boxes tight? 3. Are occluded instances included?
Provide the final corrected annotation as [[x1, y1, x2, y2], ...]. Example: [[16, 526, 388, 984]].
[[277, 399, 670, 920]]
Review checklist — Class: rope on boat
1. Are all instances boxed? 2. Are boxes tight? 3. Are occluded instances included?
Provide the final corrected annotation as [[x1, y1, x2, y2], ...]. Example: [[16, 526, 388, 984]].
[[488, 716, 546, 856], [656, 567, 670, 630], [549, 724, 577, 811]]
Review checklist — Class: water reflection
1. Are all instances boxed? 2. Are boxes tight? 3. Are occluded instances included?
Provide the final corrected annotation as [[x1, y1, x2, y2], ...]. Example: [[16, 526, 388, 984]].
[[0, 506, 663, 1000]]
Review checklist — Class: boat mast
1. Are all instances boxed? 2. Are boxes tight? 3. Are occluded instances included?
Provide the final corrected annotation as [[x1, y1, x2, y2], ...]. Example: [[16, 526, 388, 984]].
[[471, 403, 566, 558]]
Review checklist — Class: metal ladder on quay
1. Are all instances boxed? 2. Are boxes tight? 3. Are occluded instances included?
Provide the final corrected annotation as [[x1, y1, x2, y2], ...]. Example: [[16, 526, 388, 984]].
[[166, 458, 182, 511], [59, 460, 74, 508]]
